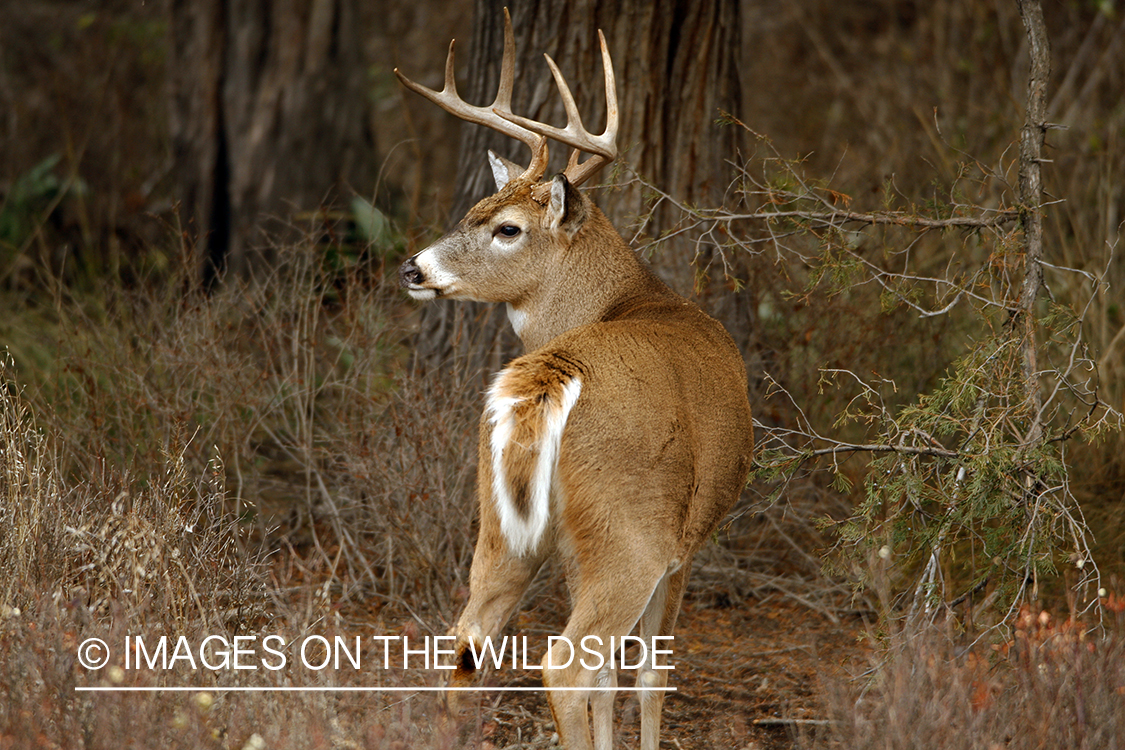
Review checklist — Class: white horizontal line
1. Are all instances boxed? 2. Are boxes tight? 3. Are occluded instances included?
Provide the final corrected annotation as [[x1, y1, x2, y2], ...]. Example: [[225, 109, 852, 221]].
[[75, 686, 676, 693]]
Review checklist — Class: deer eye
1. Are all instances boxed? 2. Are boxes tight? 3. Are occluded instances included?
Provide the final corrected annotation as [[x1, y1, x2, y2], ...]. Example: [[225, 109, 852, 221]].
[[496, 224, 521, 238]]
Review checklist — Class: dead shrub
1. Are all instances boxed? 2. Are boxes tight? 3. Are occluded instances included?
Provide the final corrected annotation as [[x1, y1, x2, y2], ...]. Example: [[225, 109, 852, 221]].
[[805, 601, 1125, 750]]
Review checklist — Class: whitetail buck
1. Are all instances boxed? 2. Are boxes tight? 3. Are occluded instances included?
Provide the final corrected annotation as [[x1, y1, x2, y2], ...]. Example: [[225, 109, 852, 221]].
[[395, 11, 753, 750]]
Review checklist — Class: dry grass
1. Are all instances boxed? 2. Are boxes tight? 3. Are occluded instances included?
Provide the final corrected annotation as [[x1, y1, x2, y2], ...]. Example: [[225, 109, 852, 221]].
[[802, 600, 1125, 750], [4, 230, 484, 619], [0, 257, 478, 746], [1, 600, 458, 749], [1, 353, 260, 629], [0, 233, 490, 747]]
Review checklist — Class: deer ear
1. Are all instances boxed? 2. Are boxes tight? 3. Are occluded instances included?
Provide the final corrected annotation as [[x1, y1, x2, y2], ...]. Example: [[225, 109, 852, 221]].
[[547, 173, 587, 236], [488, 150, 525, 191]]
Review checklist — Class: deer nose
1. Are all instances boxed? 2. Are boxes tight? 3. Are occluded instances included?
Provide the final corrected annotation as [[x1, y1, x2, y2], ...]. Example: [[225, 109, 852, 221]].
[[399, 256, 424, 287]]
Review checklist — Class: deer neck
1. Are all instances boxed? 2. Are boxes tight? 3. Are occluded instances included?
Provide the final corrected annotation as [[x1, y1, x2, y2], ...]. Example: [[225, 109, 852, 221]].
[[507, 208, 656, 352]]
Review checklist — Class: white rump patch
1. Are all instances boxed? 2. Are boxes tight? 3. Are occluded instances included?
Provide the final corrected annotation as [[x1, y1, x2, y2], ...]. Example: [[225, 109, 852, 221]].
[[486, 371, 582, 557]]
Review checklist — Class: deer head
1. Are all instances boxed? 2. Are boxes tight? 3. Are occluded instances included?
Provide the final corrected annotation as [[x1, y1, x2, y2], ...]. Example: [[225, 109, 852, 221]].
[[396, 9, 622, 346]]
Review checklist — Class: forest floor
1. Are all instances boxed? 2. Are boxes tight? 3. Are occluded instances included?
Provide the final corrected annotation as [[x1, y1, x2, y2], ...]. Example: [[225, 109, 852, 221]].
[[444, 594, 868, 750]]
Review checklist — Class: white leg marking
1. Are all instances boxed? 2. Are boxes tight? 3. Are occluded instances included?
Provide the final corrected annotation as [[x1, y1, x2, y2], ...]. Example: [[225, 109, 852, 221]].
[[485, 373, 582, 556]]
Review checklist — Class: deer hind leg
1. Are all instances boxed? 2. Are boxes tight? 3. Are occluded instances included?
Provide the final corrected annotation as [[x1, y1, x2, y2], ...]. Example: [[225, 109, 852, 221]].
[[542, 563, 669, 750], [447, 355, 577, 704], [445, 550, 541, 715], [591, 663, 617, 750], [637, 560, 691, 750]]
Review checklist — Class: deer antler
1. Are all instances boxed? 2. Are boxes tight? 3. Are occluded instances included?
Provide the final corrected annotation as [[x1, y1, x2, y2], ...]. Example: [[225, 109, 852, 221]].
[[496, 29, 618, 189], [394, 9, 618, 190], [394, 9, 548, 183]]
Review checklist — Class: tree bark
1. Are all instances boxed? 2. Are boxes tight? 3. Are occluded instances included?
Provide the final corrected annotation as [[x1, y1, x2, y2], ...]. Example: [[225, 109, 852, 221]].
[[168, 0, 376, 281], [409, 0, 743, 368], [1015, 0, 1050, 445]]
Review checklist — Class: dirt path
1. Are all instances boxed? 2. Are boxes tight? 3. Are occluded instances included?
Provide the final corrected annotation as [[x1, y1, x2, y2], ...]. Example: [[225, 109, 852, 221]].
[[466, 596, 867, 749]]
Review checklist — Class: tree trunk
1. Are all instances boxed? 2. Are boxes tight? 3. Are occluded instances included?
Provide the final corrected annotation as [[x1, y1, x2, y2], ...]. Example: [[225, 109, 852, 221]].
[[1015, 0, 1050, 445], [409, 0, 744, 368], [168, 0, 375, 281]]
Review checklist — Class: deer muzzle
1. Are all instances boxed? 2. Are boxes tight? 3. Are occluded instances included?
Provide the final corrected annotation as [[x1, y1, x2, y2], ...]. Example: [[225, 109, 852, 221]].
[[399, 255, 424, 288]]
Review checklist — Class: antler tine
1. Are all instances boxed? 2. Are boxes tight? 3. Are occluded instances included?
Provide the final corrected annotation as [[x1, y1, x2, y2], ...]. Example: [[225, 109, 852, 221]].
[[443, 39, 459, 97], [496, 29, 619, 188], [394, 13, 549, 183], [492, 7, 516, 112], [542, 53, 588, 141], [393, 39, 461, 106]]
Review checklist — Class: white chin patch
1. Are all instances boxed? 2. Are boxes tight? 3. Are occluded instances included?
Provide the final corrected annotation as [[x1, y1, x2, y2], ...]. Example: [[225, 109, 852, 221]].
[[406, 288, 438, 301]]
